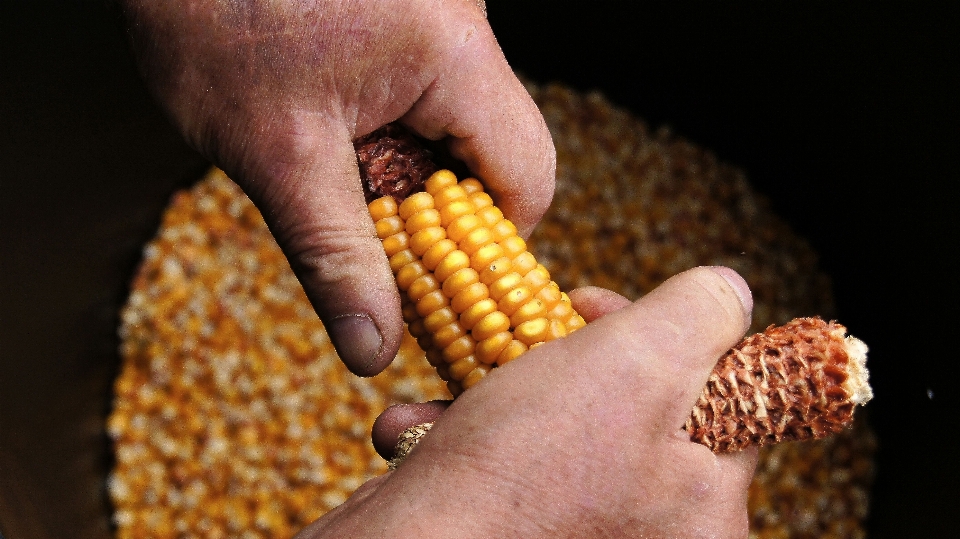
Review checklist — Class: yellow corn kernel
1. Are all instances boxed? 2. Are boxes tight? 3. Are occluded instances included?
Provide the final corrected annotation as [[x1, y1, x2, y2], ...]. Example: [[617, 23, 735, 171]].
[[442, 335, 476, 363], [389, 249, 418, 273], [368, 196, 398, 221], [433, 321, 467, 349], [404, 208, 441, 235], [434, 250, 471, 283], [394, 259, 426, 288], [441, 267, 480, 298], [523, 265, 552, 294], [439, 198, 474, 227], [472, 311, 511, 341], [406, 274, 440, 302], [398, 191, 435, 220], [449, 355, 480, 380], [458, 178, 484, 194], [497, 340, 528, 366], [422, 238, 458, 271], [447, 214, 483, 243], [423, 306, 458, 333], [415, 289, 448, 318], [451, 282, 489, 314], [376, 215, 405, 239], [546, 298, 576, 322], [434, 185, 470, 210], [461, 364, 492, 389], [401, 298, 419, 322], [489, 272, 524, 302], [475, 204, 502, 226], [509, 298, 546, 327], [510, 251, 538, 277], [407, 318, 427, 338], [566, 315, 587, 331], [535, 284, 563, 309], [500, 236, 527, 259], [515, 318, 549, 346], [459, 227, 494, 255], [497, 286, 533, 317], [476, 331, 512, 363], [459, 298, 498, 330], [424, 169, 459, 194], [545, 319, 568, 341], [470, 243, 506, 273], [381, 232, 410, 257], [410, 227, 447, 256]]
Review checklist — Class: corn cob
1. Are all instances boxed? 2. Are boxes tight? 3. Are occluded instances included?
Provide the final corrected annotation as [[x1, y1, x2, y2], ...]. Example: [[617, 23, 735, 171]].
[[686, 317, 871, 452], [364, 165, 586, 396], [356, 124, 871, 457]]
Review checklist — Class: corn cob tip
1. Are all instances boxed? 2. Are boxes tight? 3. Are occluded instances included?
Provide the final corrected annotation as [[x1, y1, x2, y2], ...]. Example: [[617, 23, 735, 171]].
[[841, 333, 872, 406], [686, 317, 872, 452]]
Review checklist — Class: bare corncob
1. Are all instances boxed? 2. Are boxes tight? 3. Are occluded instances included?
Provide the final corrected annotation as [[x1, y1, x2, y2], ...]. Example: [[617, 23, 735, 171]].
[[686, 317, 872, 452]]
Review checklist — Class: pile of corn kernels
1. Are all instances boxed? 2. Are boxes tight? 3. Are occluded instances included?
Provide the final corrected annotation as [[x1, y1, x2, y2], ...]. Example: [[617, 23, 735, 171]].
[[108, 82, 874, 539]]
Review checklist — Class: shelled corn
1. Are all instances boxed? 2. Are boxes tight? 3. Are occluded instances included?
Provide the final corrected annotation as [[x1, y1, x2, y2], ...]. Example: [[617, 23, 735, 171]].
[[109, 82, 874, 539]]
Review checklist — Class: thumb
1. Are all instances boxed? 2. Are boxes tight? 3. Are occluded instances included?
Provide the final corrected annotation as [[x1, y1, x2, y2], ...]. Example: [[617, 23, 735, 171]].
[[236, 126, 404, 377]]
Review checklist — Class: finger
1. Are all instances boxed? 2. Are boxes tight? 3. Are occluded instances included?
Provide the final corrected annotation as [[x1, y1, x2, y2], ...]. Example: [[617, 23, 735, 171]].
[[557, 266, 753, 436], [399, 8, 556, 238], [237, 125, 404, 377], [372, 401, 451, 459], [568, 286, 632, 322], [709, 446, 759, 534]]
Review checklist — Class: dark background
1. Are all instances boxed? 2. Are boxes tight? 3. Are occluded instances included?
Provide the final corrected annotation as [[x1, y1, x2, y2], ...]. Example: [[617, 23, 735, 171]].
[[2, 1, 957, 537]]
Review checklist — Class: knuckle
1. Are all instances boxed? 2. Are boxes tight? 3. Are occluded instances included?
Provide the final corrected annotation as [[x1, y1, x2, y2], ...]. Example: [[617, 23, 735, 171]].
[[280, 221, 382, 287]]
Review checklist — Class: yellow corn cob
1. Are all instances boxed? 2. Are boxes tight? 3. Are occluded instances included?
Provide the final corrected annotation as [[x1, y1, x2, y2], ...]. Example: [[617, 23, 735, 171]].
[[368, 169, 586, 396]]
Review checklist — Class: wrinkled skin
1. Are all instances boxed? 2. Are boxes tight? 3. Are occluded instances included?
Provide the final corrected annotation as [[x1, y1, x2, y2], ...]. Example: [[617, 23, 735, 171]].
[[123, 2, 756, 536], [296, 267, 758, 538], [122, 0, 555, 376]]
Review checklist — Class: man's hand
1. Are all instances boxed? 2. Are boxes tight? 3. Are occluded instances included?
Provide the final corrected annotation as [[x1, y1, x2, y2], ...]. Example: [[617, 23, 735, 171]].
[[297, 267, 758, 538], [122, 0, 555, 375]]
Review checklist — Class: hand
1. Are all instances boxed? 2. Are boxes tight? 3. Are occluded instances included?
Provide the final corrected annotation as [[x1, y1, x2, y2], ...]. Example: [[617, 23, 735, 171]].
[[296, 267, 758, 538], [122, 0, 555, 375]]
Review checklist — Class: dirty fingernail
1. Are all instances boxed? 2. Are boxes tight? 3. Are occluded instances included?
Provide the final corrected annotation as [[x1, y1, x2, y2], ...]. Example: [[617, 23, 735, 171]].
[[328, 314, 383, 376]]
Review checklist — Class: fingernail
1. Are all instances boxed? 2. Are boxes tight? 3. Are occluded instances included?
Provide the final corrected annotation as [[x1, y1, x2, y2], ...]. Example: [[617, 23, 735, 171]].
[[328, 314, 383, 376], [707, 266, 754, 316]]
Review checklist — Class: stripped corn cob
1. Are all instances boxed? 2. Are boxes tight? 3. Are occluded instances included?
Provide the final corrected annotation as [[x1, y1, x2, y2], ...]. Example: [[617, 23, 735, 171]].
[[367, 169, 586, 396]]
